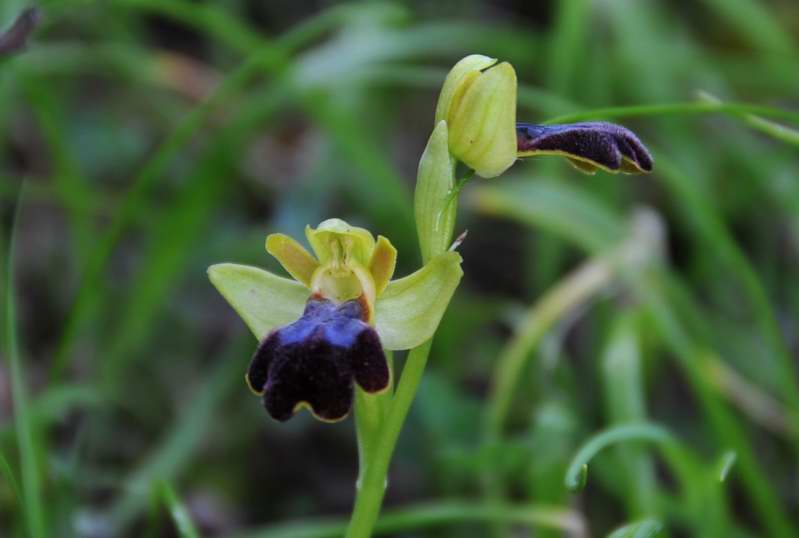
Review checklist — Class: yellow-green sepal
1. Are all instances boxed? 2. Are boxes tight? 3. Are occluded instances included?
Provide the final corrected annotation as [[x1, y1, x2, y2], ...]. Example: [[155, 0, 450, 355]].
[[369, 235, 397, 296], [265, 233, 319, 287], [374, 251, 463, 350], [207, 263, 307, 339], [415, 120, 456, 264]]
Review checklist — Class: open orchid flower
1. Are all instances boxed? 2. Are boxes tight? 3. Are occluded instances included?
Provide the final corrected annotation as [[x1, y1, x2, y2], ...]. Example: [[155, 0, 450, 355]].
[[208, 219, 462, 422], [434, 54, 653, 177], [516, 121, 653, 175]]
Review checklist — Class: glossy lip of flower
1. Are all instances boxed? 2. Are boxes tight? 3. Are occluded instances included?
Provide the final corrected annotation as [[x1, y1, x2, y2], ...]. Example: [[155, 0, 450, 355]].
[[516, 121, 654, 175], [246, 296, 387, 422], [208, 218, 463, 422]]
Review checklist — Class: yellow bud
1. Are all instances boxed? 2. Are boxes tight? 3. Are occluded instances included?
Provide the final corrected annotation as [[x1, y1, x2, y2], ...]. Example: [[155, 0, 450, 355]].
[[436, 57, 517, 178], [435, 54, 497, 125]]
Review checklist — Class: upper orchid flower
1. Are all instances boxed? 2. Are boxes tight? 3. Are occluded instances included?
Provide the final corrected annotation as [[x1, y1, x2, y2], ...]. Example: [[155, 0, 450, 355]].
[[208, 219, 462, 422], [434, 54, 653, 178]]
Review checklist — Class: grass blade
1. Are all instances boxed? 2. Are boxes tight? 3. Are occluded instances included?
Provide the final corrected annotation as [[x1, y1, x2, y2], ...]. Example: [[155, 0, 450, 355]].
[[4, 187, 46, 538], [601, 313, 658, 515], [0, 449, 23, 513], [108, 336, 248, 530], [101, 88, 286, 390], [52, 49, 273, 378], [654, 156, 799, 445], [232, 501, 585, 538], [607, 518, 663, 538], [564, 423, 673, 491], [157, 481, 201, 538], [698, 0, 796, 56], [698, 90, 799, 147], [474, 179, 797, 536], [543, 101, 799, 126]]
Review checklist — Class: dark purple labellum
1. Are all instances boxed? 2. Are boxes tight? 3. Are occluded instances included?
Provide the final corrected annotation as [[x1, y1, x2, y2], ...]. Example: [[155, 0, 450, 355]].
[[0, 8, 41, 57], [247, 297, 389, 422], [516, 122, 653, 174]]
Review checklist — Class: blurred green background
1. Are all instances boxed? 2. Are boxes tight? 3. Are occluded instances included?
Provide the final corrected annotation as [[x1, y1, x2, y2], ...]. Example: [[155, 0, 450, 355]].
[[2, 0, 799, 537]]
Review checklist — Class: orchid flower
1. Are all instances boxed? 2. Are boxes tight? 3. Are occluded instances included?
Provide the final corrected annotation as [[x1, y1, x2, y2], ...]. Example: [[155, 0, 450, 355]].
[[208, 219, 462, 422]]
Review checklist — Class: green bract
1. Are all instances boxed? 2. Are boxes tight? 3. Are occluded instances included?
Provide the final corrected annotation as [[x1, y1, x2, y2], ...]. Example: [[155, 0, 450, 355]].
[[415, 120, 456, 264], [435, 54, 517, 178], [208, 219, 463, 350]]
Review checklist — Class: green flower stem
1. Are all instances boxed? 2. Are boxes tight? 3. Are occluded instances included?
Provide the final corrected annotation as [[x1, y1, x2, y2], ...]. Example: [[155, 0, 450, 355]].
[[354, 351, 394, 482], [441, 170, 475, 218], [345, 339, 433, 538], [345, 122, 460, 536]]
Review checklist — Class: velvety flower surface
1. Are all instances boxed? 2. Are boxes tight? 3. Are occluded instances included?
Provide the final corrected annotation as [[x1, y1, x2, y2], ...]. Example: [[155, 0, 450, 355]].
[[209, 219, 462, 422], [248, 297, 388, 422], [516, 121, 653, 174]]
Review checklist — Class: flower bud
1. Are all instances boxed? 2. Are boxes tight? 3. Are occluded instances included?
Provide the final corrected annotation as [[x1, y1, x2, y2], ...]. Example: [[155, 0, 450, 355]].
[[435, 55, 517, 178]]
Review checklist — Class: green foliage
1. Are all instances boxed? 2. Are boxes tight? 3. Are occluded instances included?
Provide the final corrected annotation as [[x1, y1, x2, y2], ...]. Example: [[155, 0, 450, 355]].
[[156, 481, 201, 538]]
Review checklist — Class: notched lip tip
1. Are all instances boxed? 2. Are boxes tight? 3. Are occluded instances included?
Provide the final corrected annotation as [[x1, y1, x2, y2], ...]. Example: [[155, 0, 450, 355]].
[[281, 400, 349, 423], [245, 373, 265, 396], [360, 384, 391, 397]]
